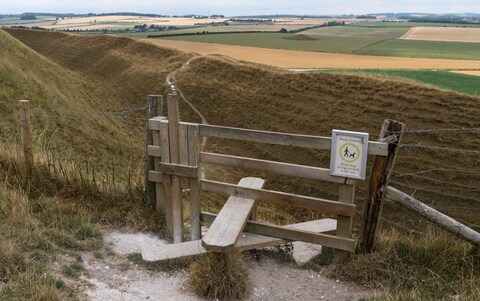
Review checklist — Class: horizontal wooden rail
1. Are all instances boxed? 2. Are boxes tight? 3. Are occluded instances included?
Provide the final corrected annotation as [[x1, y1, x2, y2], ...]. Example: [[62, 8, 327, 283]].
[[148, 119, 388, 156], [200, 152, 355, 185], [158, 163, 198, 178], [201, 179, 356, 216], [148, 171, 163, 183], [202, 212, 354, 252], [386, 186, 480, 247]]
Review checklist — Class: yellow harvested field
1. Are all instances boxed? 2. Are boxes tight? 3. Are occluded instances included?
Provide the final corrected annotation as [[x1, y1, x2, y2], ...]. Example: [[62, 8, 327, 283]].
[[450, 70, 480, 76], [400, 27, 480, 43], [143, 39, 480, 69]]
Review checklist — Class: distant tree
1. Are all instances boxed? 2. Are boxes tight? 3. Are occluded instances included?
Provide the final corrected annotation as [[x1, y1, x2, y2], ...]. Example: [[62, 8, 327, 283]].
[[279, 28, 288, 33], [20, 14, 36, 20]]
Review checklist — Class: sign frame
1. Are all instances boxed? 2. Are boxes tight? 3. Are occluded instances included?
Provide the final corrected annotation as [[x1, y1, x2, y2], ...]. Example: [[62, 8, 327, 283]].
[[330, 130, 369, 180]]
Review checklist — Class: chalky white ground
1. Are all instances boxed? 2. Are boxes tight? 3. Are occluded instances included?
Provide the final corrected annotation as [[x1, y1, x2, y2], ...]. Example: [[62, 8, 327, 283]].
[[78, 230, 374, 300]]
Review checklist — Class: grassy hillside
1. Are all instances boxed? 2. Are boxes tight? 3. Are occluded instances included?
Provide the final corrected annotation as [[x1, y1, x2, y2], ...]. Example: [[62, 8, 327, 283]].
[[311, 69, 480, 96], [3, 29, 480, 300]]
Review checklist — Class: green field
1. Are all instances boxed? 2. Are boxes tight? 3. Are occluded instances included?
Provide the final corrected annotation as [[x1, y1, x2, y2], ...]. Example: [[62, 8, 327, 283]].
[[354, 39, 480, 60], [160, 26, 408, 54], [311, 69, 480, 96], [159, 25, 480, 60]]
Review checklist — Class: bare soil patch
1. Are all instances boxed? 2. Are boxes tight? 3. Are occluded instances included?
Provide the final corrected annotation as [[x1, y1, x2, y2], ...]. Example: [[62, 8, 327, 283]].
[[400, 27, 480, 43], [143, 39, 480, 69], [78, 230, 374, 300]]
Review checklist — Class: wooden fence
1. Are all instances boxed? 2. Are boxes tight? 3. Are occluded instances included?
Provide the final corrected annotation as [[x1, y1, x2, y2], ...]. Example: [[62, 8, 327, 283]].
[[145, 93, 399, 256]]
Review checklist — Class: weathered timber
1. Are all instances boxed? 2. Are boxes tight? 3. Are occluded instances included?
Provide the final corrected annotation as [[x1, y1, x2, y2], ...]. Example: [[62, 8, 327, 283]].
[[159, 121, 173, 236], [335, 184, 356, 261], [158, 163, 198, 178], [188, 124, 201, 240], [359, 119, 406, 253], [200, 152, 355, 185], [20, 100, 33, 174], [147, 145, 162, 157], [148, 121, 389, 156], [200, 179, 356, 216], [145, 95, 162, 208], [201, 177, 265, 252], [167, 94, 183, 243], [386, 186, 480, 247], [142, 217, 337, 261]]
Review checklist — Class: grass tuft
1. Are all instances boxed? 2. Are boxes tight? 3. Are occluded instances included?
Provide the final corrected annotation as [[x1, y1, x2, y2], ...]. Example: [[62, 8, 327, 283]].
[[326, 226, 480, 300], [188, 252, 251, 300]]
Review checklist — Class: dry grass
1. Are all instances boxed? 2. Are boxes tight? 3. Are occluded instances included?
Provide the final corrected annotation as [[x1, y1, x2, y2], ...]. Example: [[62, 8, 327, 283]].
[[325, 226, 480, 300], [188, 252, 251, 300], [401, 27, 480, 43]]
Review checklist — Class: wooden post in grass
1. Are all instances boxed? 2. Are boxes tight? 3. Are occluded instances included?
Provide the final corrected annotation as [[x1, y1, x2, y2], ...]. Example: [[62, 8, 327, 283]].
[[145, 95, 163, 208], [20, 100, 33, 174], [167, 93, 184, 243], [359, 119, 405, 253]]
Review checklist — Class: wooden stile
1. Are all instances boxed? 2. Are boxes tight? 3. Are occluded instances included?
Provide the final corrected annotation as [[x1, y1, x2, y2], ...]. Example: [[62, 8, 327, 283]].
[[142, 217, 337, 262], [179, 123, 189, 189], [202, 177, 265, 252]]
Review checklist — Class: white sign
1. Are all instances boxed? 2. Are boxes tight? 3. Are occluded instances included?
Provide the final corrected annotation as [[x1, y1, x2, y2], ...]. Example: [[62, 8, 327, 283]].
[[330, 130, 369, 180]]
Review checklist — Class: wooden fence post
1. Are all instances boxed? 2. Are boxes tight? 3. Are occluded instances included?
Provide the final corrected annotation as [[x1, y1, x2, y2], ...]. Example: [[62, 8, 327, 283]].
[[20, 100, 33, 174], [188, 125, 201, 240], [359, 119, 405, 253], [145, 95, 163, 208], [167, 93, 184, 243], [335, 183, 355, 262]]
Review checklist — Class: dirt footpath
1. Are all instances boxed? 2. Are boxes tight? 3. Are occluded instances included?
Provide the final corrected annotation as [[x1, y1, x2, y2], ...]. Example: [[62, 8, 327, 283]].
[[78, 231, 374, 301]]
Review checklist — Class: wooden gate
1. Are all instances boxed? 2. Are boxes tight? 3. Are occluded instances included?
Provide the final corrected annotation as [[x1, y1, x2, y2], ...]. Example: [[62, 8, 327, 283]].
[[145, 93, 391, 260]]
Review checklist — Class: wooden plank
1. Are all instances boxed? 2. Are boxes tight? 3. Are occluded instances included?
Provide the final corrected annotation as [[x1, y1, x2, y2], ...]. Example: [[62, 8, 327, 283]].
[[199, 124, 388, 156], [202, 177, 266, 252], [147, 145, 162, 158], [243, 220, 355, 252], [142, 217, 337, 261], [359, 120, 405, 253], [148, 121, 389, 156], [159, 121, 173, 237], [179, 123, 189, 189], [167, 94, 183, 243], [145, 95, 162, 207], [386, 186, 480, 247], [201, 179, 356, 216], [188, 124, 201, 240], [158, 163, 198, 178], [334, 184, 355, 261], [200, 152, 355, 185]]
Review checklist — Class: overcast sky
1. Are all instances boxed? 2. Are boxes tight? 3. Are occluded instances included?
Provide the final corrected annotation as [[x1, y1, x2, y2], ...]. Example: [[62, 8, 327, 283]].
[[2, 0, 479, 16]]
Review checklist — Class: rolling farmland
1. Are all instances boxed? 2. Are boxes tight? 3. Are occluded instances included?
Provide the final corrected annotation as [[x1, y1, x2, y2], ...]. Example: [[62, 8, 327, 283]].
[[400, 27, 480, 43], [144, 39, 480, 69]]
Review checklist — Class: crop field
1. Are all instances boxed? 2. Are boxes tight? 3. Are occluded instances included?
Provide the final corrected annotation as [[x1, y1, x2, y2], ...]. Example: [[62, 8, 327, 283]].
[[310, 69, 480, 96], [450, 70, 480, 76], [354, 39, 480, 60], [159, 26, 409, 53], [159, 24, 480, 60], [144, 39, 480, 69], [400, 27, 480, 43]]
